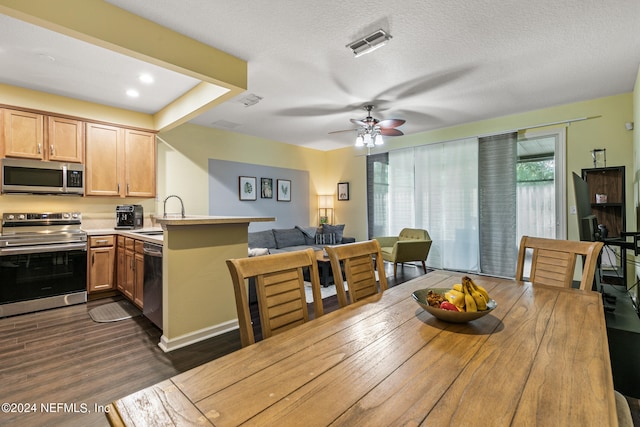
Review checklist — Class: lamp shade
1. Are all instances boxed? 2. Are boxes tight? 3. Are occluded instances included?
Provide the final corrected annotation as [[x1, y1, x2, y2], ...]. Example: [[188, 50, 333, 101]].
[[318, 195, 334, 209]]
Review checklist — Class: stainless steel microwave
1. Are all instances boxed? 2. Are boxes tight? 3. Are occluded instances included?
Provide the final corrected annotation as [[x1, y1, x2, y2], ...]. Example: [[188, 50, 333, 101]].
[[1, 158, 84, 195]]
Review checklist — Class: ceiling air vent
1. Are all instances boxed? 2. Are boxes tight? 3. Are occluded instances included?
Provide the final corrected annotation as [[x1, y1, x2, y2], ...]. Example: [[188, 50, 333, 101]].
[[237, 93, 263, 107], [211, 120, 241, 130], [347, 29, 392, 58]]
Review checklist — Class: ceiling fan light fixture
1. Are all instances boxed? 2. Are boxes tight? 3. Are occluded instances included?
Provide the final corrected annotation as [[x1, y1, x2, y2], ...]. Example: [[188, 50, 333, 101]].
[[347, 29, 391, 58], [355, 135, 365, 147], [374, 134, 384, 146]]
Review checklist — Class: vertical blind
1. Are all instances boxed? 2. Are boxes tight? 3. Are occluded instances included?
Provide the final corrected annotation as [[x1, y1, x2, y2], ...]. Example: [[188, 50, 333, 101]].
[[478, 132, 518, 277]]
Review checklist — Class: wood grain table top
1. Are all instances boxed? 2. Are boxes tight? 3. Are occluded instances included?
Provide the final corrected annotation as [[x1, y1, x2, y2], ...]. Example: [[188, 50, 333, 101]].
[[107, 270, 617, 426]]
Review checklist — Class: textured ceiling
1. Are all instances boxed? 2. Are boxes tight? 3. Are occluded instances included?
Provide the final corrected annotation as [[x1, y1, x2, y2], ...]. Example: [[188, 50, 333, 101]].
[[1, 1, 639, 151]]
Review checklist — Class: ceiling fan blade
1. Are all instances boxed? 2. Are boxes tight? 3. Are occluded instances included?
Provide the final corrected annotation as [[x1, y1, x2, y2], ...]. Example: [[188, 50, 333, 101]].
[[328, 128, 357, 134], [379, 128, 404, 136], [350, 118, 367, 126], [377, 118, 406, 129]]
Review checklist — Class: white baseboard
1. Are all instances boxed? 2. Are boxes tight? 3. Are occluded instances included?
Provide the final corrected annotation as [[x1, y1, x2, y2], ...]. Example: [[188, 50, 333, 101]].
[[158, 319, 239, 352]]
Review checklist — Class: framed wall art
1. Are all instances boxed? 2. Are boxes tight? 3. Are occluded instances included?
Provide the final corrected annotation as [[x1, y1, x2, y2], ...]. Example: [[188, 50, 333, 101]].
[[261, 178, 273, 198], [277, 179, 291, 202], [239, 176, 257, 200], [337, 182, 350, 201]]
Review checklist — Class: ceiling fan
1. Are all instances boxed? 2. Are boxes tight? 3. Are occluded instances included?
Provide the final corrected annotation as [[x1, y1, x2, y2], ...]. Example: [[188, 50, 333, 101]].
[[329, 105, 405, 148]]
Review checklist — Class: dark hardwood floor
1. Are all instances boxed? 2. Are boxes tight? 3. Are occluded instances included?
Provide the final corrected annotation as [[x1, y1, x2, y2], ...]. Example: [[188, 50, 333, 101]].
[[0, 262, 426, 427]]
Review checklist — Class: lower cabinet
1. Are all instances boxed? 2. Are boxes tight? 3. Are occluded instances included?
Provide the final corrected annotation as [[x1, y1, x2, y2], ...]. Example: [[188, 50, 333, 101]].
[[116, 236, 144, 309], [87, 235, 116, 293]]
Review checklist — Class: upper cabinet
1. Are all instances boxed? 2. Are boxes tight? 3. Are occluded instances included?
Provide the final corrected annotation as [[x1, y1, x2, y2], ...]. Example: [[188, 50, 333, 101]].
[[2, 108, 83, 162], [85, 122, 156, 198], [85, 122, 123, 197], [47, 115, 84, 162], [1, 105, 155, 198], [124, 129, 156, 198]]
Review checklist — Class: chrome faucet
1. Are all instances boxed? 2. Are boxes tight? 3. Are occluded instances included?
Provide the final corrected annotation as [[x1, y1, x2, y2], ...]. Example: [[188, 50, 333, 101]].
[[163, 195, 185, 218]]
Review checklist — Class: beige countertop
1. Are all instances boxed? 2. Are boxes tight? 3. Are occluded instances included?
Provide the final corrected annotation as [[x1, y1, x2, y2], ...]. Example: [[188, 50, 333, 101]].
[[84, 227, 164, 243], [153, 215, 275, 227]]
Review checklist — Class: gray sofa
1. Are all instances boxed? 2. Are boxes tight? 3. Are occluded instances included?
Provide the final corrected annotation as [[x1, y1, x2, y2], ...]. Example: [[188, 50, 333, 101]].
[[248, 224, 355, 254]]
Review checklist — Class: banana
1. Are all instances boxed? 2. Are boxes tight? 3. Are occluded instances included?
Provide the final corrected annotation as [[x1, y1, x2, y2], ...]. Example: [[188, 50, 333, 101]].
[[463, 276, 490, 311], [464, 290, 477, 312], [470, 280, 490, 302], [453, 283, 463, 293], [445, 289, 466, 311], [462, 281, 477, 312]]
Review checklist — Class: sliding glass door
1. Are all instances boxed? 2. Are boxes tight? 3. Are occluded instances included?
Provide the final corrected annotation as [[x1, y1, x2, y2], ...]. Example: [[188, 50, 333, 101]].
[[366, 129, 566, 277], [516, 129, 566, 240]]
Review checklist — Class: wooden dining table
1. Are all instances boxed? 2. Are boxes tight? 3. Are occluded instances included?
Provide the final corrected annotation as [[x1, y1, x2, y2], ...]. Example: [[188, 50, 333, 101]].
[[106, 270, 617, 426]]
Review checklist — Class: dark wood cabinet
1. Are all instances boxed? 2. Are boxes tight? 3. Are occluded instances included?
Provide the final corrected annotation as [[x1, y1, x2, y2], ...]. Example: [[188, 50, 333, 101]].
[[582, 166, 625, 238], [582, 166, 626, 285]]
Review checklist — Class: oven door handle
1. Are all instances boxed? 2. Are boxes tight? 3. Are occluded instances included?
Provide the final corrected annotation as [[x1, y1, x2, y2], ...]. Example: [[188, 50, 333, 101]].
[[0, 242, 87, 256]]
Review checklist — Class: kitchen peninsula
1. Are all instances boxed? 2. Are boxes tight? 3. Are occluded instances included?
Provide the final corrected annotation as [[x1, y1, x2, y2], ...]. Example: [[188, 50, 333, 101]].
[[154, 215, 274, 352]]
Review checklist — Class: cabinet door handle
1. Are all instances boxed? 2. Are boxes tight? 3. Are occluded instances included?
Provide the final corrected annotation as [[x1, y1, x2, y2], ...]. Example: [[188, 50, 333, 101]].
[[117, 183, 120, 193], [92, 253, 95, 264], [96, 240, 109, 244], [127, 183, 130, 194], [37, 143, 42, 154], [50, 145, 55, 155]]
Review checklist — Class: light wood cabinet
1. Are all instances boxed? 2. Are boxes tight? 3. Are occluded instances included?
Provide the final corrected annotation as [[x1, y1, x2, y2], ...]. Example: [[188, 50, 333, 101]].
[[134, 241, 145, 308], [125, 129, 156, 198], [85, 123, 156, 198], [2, 109, 44, 159], [85, 122, 123, 196], [87, 235, 116, 293], [1, 108, 83, 162], [116, 236, 126, 294], [116, 236, 144, 308], [47, 115, 84, 162]]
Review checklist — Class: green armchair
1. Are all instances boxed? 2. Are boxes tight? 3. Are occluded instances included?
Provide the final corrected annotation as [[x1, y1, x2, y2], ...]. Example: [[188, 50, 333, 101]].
[[374, 228, 432, 278]]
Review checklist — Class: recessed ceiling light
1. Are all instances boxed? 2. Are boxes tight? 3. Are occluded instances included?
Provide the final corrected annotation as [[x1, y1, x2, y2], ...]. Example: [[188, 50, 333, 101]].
[[126, 89, 139, 98], [138, 73, 154, 84]]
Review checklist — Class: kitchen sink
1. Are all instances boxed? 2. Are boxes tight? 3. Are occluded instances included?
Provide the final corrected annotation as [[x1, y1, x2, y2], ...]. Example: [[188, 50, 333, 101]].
[[133, 230, 163, 236]]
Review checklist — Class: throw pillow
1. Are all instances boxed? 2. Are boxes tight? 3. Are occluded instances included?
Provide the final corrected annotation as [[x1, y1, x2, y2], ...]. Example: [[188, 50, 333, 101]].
[[315, 233, 336, 245], [248, 230, 277, 249], [322, 224, 345, 244], [273, 228, 306, 248]]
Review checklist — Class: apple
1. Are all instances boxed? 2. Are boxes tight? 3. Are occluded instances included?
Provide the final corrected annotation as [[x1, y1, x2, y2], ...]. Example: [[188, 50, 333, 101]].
[[440, 301, 459, 312]]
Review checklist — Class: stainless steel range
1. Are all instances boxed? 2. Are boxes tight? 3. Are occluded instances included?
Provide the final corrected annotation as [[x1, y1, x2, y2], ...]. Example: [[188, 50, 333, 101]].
[[0, 212, 87, 317]]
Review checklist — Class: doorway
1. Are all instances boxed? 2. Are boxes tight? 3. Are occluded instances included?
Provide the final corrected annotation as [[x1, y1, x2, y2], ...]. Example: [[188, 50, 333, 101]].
[[516, 129, 566, 277], [517, 129, 566, 241]]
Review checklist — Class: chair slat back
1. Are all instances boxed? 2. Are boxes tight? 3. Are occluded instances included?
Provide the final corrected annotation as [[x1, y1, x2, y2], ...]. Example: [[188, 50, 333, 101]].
[[226, 248, 323, 347], [515, 236, 604, 291], [325, 240, 388, 307]]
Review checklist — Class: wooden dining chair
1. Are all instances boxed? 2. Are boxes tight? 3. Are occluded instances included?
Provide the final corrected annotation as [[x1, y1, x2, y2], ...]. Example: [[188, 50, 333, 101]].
[[515, 235, 604, 291], [325, 240, 388, 307], [226, 248, 324, 347]]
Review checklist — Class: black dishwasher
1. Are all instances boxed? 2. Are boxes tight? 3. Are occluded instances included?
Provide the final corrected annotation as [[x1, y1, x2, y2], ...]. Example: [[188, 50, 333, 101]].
[[143, 241, 163, 330]]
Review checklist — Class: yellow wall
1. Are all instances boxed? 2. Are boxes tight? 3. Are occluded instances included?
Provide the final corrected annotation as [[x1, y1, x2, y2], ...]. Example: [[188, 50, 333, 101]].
[[327, 93, 635, 242], [0, 83, 634, 246], [156, 123, 329, 223]]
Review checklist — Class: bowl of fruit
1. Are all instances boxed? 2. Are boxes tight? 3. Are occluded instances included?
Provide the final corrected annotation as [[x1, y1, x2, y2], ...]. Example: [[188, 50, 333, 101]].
[[412, 276, 497, 323]]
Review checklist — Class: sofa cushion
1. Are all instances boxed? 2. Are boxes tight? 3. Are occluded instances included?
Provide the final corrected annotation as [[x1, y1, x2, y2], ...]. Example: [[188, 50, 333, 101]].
[[296, 225, 320, 245], [248, 230, 277, 249], [322, 224, 345, 244], [273, 228, 307, 248], [269, 244, 322, 254]]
